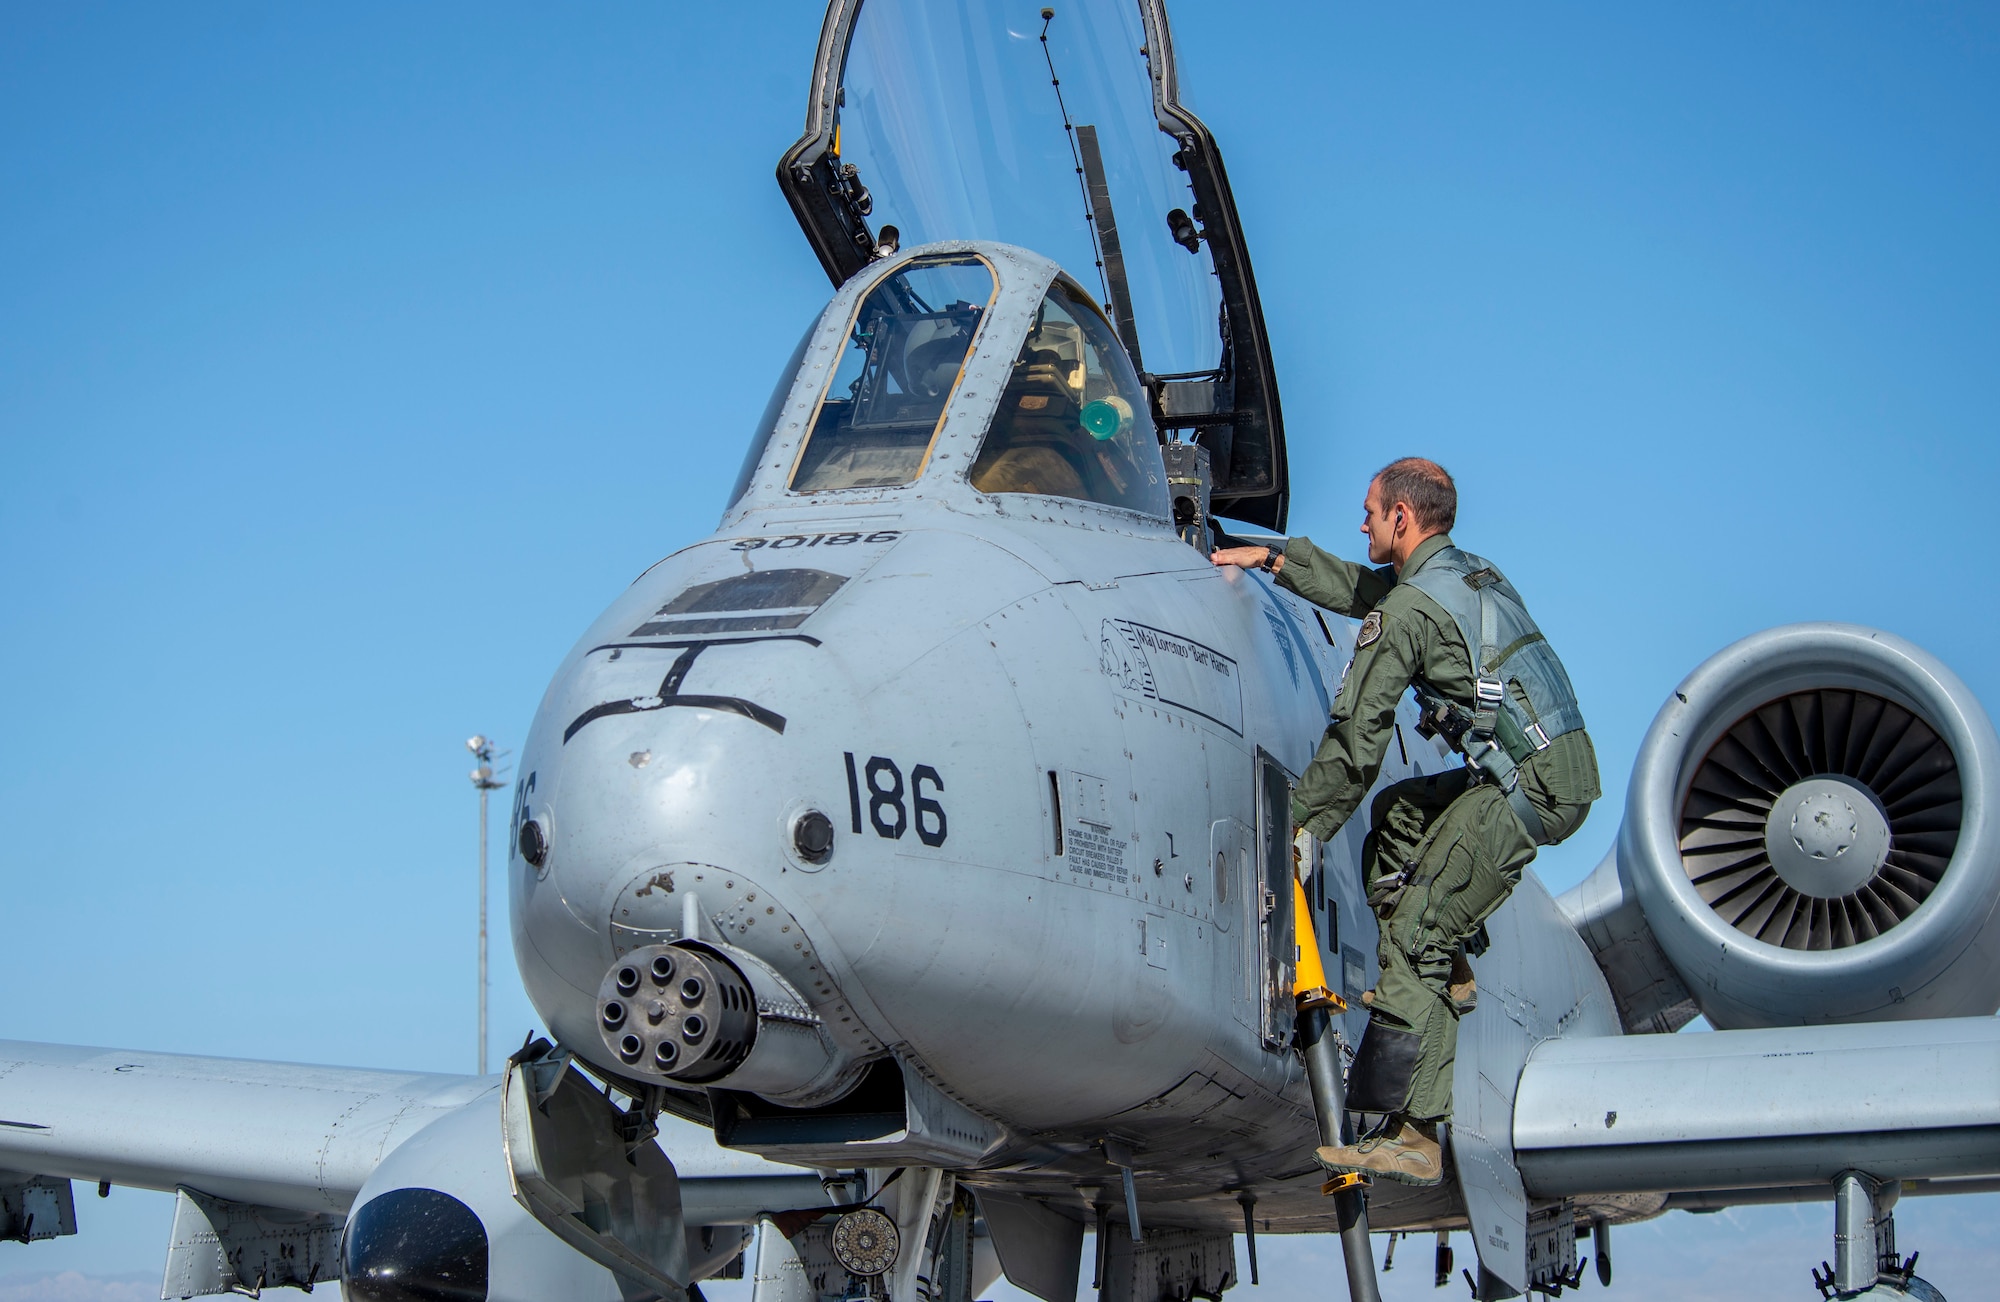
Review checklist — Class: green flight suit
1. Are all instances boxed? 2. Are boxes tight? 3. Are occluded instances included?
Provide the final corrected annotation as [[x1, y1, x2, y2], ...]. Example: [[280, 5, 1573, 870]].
[[1275, 532, 1600, 1123]]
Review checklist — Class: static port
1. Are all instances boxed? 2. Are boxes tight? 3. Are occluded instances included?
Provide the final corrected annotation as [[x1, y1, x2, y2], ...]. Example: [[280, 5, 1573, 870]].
[[650, 955, 676, 984], [682, 1015, 706, 1042], [654, 1041, 679, 1067], [680, 976, 704, 1005], [615, 967, 640, 995], [601, 1001, 626, 1028], [617, 1034, 643, 1062], [793, 809, 835, 863]]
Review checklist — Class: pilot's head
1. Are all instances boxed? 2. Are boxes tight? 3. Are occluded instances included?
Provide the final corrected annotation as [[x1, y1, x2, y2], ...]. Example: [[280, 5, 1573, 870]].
[[1362, 456, 1455, 567]]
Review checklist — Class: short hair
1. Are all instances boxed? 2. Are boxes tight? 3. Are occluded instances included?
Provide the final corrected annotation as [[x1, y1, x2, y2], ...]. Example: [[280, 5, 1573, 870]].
[[1372, 457, 1457, 533]]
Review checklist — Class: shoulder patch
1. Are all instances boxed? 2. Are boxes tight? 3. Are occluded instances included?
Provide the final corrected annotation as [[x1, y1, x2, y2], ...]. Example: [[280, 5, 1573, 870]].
[[1357, 610, 1385, 648], [1462, 567, 1501, 590]]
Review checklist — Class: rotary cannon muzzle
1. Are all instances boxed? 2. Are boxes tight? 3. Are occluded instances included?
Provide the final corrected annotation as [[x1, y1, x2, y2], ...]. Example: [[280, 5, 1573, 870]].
[[595, 943, 756, 1084]]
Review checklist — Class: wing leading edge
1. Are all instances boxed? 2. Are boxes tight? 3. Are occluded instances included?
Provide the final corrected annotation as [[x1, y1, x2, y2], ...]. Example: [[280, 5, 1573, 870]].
[[1514, 1016, 2000, 1198]]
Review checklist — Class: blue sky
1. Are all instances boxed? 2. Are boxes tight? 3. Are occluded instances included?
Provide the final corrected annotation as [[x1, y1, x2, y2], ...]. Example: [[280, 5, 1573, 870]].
[[4, 2, 1998, 1296]]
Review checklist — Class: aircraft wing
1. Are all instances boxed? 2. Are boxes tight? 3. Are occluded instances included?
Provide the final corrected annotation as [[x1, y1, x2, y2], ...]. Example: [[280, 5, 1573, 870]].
[[1513, 1016, 2000, 1198], [0, 1038, 815, 1215], [0, 1038, 491, 1215], [0, 1039, 831, 1298]]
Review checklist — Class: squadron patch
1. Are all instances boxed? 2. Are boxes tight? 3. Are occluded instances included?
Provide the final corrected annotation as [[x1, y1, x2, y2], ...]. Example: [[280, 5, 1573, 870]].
[[1357, 610, 1385, 648]]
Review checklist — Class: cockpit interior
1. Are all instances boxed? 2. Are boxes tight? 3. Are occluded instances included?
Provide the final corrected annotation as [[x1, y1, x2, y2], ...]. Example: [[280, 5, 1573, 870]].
[[968, 277, 1167, 517], [790, 256, 993, 492]]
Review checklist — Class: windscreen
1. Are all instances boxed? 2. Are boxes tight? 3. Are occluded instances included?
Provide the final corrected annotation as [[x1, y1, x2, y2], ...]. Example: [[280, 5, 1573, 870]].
[[836, 0, 1221, 377], [790, 255, 995, 492], [970, 278, 1168, 517]]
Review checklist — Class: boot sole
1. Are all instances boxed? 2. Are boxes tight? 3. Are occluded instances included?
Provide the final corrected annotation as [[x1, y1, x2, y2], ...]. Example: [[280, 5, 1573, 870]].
[[1312, 1160, 1440, 1192]]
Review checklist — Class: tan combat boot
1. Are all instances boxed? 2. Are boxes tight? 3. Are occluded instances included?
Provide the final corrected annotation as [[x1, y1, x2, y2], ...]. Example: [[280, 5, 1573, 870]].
[[1314, 1117, 1443, 1186], [1449, 951, 1477, 1013]]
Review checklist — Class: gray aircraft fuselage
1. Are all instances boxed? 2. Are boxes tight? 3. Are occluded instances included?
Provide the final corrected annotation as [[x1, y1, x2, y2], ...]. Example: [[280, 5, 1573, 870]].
[[508, 239, 1619, 1235]]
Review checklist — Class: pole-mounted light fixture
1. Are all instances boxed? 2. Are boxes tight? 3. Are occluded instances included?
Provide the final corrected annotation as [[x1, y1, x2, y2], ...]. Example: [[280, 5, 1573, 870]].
[[466, 735, 508, 1076]]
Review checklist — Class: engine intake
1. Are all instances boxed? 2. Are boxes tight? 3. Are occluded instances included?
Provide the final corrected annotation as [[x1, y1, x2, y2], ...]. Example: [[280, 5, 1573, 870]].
[[1565, 623, 2000, 1030], [1680, 687, 1959, 948]]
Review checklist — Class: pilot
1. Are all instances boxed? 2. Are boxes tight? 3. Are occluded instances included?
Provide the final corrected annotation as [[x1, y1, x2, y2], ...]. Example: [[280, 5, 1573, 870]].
[[1212, 457, 1599, 1186]]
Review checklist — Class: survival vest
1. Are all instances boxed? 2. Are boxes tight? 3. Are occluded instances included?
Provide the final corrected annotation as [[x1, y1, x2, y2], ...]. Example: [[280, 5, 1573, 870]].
[[1399, 546, 1586, 843]]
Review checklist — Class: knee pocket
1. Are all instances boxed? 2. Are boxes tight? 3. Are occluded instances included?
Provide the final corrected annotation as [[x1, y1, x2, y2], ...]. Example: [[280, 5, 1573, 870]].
[[1429, 851, 1514, 942], [1389, 834, 1513, 952]]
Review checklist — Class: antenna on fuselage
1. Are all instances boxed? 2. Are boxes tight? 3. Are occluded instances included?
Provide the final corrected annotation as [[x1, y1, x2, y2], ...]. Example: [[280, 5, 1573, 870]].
[[1037, 9, 1145, 369]]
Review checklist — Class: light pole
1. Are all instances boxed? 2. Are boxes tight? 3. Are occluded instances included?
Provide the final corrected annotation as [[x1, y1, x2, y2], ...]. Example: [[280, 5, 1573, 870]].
[[467, 736, 507, 1076]]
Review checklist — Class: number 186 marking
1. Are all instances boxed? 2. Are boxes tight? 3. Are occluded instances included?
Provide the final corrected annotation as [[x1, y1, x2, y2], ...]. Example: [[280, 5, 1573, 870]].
[[844, 752, 946, 848]]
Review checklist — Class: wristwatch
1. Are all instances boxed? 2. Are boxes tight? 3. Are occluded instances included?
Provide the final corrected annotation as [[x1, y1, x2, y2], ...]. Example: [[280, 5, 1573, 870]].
[[1259, 548, 1279, 573]]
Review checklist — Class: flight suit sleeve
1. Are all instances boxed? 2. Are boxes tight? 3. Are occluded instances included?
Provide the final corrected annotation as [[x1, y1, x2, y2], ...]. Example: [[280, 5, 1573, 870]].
[[1290, 599, 1426, 842], [1273, 537, 1398, 619]]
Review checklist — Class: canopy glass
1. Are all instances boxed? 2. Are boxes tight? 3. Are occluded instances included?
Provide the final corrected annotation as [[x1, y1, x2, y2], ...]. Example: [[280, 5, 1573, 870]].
[[837, 0, 1220, 377], [778, 0, 1289, 528]]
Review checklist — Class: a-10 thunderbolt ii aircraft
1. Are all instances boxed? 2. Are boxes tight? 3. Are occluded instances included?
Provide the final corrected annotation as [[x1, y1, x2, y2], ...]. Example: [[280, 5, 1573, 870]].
[[6, 3, 2000, 1301]]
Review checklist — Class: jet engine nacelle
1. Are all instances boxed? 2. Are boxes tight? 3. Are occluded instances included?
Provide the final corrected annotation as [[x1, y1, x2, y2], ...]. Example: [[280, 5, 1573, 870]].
[[1564, 623, 2000, 1030], [342, 1086, 775, 1302], [343, 1089, 637, 1302]]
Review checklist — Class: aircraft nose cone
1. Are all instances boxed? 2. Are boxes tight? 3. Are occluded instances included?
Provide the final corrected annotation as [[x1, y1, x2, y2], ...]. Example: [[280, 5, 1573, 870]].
[[1764, 777, 1891, 899], [341, 1187, 487, 1302]]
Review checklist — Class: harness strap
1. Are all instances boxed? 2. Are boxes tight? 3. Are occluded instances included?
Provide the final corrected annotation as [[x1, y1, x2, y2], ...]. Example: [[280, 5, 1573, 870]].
[[1484, 630, 1547, 675], [1464, 736, 1551, 846], [1465, 578, 1499, 744]]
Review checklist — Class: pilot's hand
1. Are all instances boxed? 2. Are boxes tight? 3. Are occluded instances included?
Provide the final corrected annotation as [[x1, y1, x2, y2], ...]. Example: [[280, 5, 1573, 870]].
[[1211, 545, 1281, 574]]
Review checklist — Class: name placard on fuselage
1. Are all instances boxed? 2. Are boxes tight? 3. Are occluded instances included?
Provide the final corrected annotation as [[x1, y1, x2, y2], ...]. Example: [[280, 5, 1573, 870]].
[[1099, 619, 1244, 735]]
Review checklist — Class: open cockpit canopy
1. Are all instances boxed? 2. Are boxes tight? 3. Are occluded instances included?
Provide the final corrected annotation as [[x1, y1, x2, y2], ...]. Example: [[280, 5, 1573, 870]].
[[778, 0, 1287, 528]]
